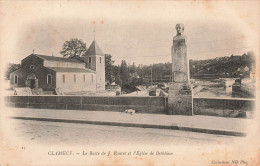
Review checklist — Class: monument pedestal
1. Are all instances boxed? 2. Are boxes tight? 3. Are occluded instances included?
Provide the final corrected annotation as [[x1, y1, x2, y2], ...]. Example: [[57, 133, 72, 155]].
[[168, 88, 193, 116], [167, 23, 193, 116]]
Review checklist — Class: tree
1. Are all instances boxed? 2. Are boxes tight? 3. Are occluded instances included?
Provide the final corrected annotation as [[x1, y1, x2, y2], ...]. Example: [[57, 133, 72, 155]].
[[105, 54, 115, 85], [5, 63, 21, 80], [129, 62, 137, 74], [112, 65, 122, 86], [60, 38, 87, 58], [120, 60, 130, 87]]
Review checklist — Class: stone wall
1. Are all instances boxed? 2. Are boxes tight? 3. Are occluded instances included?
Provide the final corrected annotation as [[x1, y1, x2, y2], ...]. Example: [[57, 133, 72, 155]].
[[5, 96, 167, 114], [193, 97, 255, 118], [5, 96, 255, 118]]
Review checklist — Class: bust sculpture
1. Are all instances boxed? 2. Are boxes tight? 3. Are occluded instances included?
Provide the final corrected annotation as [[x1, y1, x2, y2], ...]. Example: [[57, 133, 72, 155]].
[[176, 23, 184, 36], [173, 23, 186, 46]]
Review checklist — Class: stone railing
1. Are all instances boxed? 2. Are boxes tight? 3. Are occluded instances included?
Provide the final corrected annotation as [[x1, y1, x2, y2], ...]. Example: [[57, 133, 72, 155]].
[[5, 96, 255, 118], [5, 96, 167, 114], [193, 97, 255, 118]]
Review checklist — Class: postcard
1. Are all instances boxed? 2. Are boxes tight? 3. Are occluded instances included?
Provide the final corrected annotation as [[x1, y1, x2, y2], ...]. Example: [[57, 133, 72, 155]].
[[0, 1, 259, 165]]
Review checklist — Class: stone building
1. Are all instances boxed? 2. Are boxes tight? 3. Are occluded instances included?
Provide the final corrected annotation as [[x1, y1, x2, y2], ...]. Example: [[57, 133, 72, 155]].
[[9, 40, 105, 93]]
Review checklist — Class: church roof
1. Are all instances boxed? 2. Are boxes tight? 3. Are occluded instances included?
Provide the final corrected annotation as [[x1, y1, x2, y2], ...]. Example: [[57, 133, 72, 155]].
[[47, 67, 95, 73], [84, 40, 104, 56], [33, 54, 84, 64]]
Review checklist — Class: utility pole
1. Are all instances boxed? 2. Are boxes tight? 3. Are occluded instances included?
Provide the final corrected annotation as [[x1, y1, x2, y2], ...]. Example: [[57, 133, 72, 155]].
[[151, 65, 153, 86], [142, 68, 143, 85], [140, 64, 143, 85]]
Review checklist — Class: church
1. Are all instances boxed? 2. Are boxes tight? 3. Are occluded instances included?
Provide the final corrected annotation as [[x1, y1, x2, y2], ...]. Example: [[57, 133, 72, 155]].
[[9, 40, 105, 94]]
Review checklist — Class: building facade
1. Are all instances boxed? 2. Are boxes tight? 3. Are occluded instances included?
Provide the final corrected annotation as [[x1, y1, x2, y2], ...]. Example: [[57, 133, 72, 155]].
[[10, 40, 105, 93], [10, 54, 97, 93]]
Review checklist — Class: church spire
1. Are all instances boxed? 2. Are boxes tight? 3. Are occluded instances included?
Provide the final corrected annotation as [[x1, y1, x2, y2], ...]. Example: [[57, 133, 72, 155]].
[[84, 40, 104, 56]]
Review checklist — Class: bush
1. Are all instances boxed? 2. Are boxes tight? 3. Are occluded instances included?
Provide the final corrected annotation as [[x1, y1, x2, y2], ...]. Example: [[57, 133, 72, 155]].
[[116, 91, 120, 96]]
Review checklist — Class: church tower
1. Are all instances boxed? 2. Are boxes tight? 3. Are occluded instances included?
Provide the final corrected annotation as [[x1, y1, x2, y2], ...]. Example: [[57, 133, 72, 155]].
[[83, 40, 105, 91]]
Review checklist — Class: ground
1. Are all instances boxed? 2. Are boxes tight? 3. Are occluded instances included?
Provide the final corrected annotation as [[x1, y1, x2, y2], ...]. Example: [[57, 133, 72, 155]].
[[11, 119, 241, 146]]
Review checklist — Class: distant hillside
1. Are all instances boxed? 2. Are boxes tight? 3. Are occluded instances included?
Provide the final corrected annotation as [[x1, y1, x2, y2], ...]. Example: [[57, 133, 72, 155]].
[[189, 51, 255, 78]]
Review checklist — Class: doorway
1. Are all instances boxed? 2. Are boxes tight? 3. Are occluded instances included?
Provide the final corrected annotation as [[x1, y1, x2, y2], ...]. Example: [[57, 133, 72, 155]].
[[26, 73, 38, 89], [30, 79, 36, 89]]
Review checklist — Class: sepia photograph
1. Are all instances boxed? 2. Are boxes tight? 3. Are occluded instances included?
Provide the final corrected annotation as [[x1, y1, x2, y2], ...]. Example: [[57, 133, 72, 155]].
[[0, 1, 259, 165]]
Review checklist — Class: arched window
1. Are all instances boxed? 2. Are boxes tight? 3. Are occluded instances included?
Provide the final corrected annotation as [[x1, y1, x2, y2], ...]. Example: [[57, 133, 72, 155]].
[[30, 65, 35, 69], [100, 57, 102, 63], [62, 74, 66, 83], [74, 74, 77, 83], [83, 74, 86, 82], [89, 57, 92, 63], [47, 74, 52, 84], [91, 74, 94, 82], [14, 75, 18, 84]]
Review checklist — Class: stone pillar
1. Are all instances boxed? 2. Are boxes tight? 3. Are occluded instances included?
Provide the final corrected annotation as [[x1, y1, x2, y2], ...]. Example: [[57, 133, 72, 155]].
[[168, 23, 193, 115]]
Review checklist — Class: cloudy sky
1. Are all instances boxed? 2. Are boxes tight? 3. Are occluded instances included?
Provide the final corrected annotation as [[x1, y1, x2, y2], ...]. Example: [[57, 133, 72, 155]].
[[1, 1, 259, 65]]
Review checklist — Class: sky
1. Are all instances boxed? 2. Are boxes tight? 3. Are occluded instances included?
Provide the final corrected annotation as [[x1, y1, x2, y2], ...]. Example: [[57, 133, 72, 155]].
[[1, 1, 259, 66]]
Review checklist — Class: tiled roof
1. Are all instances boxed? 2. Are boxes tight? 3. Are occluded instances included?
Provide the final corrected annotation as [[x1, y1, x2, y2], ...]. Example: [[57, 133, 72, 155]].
[[34, 54, 84, 64], [47, 67, 95, 73], [84, 40, 104, 56]]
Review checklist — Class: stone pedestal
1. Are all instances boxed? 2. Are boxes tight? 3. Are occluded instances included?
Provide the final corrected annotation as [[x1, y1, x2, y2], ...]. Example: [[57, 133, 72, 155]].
[[168, 89, 193, 115], [168, 24, 193, 115]]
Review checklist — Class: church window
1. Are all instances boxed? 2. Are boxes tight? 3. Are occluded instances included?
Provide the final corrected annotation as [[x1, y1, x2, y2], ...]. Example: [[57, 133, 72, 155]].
[[63, 74, 66, 83], [91, 74, 94, 82], [47, 74, 52, 84], [14, 75, 18, 84], [89, 57, 92, 63], [83, 74, 86, 82], [30, 65, 35, 69], [100, 57, 102, 63], [74, 74, 77, 83]]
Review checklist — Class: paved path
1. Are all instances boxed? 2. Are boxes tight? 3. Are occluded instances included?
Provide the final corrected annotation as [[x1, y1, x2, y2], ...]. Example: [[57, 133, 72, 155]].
[[7, 108, 256, 136], [11, 119, 240, 146]]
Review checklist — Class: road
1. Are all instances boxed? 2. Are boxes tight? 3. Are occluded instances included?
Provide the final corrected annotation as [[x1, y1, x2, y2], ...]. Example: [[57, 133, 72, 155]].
[[10, 119, 242, 146]]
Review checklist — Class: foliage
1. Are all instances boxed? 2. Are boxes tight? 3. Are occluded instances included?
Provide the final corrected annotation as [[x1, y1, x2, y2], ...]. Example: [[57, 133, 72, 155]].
[[189, 51, 256, 78], [129, 62, 137, 74], [5, 63, 21, 80], [120, 60, 130, 87], [105, 54, 115, 85], [113, 65, 122, 86], [105, 51, 255, 91], [60, 38, 87, 58]]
